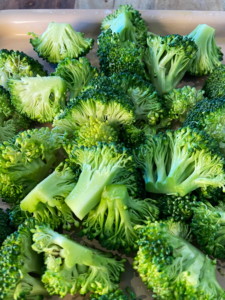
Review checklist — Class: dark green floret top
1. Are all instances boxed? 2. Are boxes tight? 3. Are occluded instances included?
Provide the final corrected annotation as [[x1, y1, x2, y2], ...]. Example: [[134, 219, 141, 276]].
[[90, 288, 137, 300], [203, 64, 225, 98]]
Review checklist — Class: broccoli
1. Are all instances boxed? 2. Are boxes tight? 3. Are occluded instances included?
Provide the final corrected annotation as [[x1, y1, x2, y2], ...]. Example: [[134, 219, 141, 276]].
[[119, 125, 147, 149], [0, 127, 63, 205], [191, 201, 225, 258], [53, 76, 135, 137], [0, 208, 14, 247], [20, 162, 80, 230], [8, 76, 67, 123], [0, 49, 47, 90], [184, 97, 225, 151], [144, 34, 198, 95], [187, 24, 223, 76], [28, 22, 94, 64], [51, 57, 99, 99], [135, 126, 225, 196], [203, 64, 225, 98], [8, 204, 30, 227], [31, 223, 126, 297], [90, 288, 137, 300], [0, 219, 48, 300], [97, 30, 148, 79], [79, 184, 159, 252], [133, 220, 225, 300], [100, 4, 148, 47], [163, 86, 205, 123], [0, 86, 30, 143], [63, 142, 133, 220]]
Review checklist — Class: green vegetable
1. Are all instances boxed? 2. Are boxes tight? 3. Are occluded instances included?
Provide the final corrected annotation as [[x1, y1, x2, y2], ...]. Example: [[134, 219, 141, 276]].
[[79, 184, 159, 252], [0, 208, 14, 247], [29, 22, 94, 64], [90, 288, 137, 300], [203, 64, 225, 98], [32, 223, 126, 297]]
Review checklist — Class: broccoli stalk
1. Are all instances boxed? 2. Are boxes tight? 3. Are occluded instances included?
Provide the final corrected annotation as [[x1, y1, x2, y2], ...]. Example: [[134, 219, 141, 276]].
[[133, 220, 225, 300], [29, 22, 94, 64], [32, 224, 126, 297], [79, 184, 159, 252], [188, 24, 223, 76], [64, 143, 133, 220]]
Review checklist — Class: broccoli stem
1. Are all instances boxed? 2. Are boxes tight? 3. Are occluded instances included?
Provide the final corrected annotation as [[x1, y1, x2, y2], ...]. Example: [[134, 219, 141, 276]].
[[109, 11, 135, 42]]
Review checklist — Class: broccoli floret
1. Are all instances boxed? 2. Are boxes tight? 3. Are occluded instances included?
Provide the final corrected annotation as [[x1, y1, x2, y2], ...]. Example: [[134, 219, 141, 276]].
[[0, 49, 47, 90], [74, 117, 119, 147], [8, 205, 30, 227], [28, 22, 94, 64], [144, 34, 198, 95], [196, 186, 225, 204], [119, 125, 147, 149], [79, 184, 158, 252], [53, 76, 135, 137], [51, 57, 99, 99], [97, 30, 148, 79], [163, 86, 205, 123], [20, 162, 80, 230], [135, 127, 225, 196], [101, 4, 147, 47], [90, 288, 137, 300], [0, 127, 63, 204], [63, 142, 133, 220], [0, 208, 14, 247], [187, 24, 223, 76], [0, 86, 30, 143], [184, 97, 225, 151], [203, 64, 225, 98], [133, 220, 225, 300], [8, 76, 67, 123], [0, 219, 48, 300], [31, 223, 126, 297], [191, 201, 225, 258]]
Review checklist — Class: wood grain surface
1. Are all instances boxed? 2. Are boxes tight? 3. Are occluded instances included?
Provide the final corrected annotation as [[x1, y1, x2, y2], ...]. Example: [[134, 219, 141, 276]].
[[0, 0, 224, 10]]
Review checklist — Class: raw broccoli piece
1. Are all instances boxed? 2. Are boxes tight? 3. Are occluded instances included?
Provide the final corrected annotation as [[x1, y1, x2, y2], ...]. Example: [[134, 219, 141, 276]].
[[20, 162, 80, 230], [144, 34, 198, 95], [31, 223, 126, 297], [135, 126, 225, 196], [119, 125, 147, 149], [203, 64, 225, 98], [196, 186, 225, 203], [191, 201, 225, 258], [8, 204, 30, 227], [187, 24, 223, 76], [0, 86, 30, 143], [63, 142, 133, 220], [163, 86, 205, 123], [0, 127, 63, 204], [0, 49, 47, 90], [0, 208, 14, 247], [101, 4, 147, 47], [53, 76, 135, 137], [97, 30, 148, 79], [8, 76, 67, 123], [0, 219, 48, 300], [79, 184, 158, 252], [51, 57, 99, 99], [28, 22, 94, 64], [184, 97, 225, 151], [133, 220, 225, 300], [90, 288, 137, 300]]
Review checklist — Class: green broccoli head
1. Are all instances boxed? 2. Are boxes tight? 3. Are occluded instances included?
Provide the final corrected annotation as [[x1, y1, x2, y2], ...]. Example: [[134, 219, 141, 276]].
[[133, 220, 225, 300], [119, 125, 147, 149], [63, 142, 133, 220], [203, 64, 225, 98], [0, 208, 14, 247], [0, 49, 47, 90], [0, 219, 48, 300], [0, 127, 63, 205], [31, 223, 126, 297], [8, 76, 67, 123], [101, 4, 148, 47], [79, 184, 158, 252], [135, 126, 225, 196], [187, 24, 223, 76], [97, 30, 148, 79], [163, 86, 205, 123], [28, 22, 94, 64], [53, 76, 135, 137], [20, 162, 80, 230], [0, 86, 30, 143], [51, 57, 99, 99], [90, 288, 137, 300], [144, 34, 198, 95], [191, 201, 225, 258]]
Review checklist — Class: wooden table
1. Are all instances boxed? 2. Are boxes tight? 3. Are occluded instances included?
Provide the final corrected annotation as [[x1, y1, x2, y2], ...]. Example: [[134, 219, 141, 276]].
[[0, 0, 224, 11]]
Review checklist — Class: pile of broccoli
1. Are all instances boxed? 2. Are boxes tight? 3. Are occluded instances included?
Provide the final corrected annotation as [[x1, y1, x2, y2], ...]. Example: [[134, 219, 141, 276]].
[[0, 4, 225, 300]]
